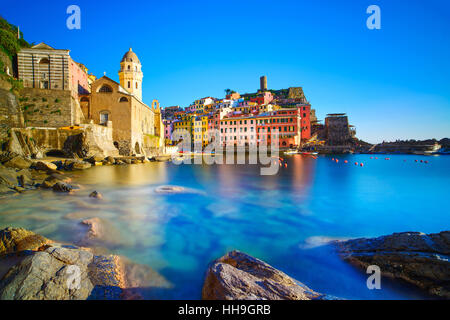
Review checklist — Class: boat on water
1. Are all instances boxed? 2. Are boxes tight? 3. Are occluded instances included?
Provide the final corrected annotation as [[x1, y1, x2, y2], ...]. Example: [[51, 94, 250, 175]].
[[284, 150, 319, 156], [284, 149, 300, 155], [301, 151, 319, 156]]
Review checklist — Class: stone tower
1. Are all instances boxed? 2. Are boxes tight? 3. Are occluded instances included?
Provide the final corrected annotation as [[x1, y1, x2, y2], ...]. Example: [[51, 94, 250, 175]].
[[260, 75, 267, 91], [119, 48, 143, 101]]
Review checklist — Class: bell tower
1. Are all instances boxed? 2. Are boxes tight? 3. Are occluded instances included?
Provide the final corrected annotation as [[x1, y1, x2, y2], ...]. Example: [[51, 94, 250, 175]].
[[119, 48, 143, 100]]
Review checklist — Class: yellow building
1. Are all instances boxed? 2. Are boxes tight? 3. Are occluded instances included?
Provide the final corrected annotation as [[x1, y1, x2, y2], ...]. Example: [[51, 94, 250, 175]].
[[193, 115, 209, 148], [173, 114, 194, 142], [85, 48, 163, 155]]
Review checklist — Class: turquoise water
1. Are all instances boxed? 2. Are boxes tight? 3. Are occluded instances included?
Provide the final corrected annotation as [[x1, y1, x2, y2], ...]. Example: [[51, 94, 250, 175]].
[[0, 154, 449, 299]]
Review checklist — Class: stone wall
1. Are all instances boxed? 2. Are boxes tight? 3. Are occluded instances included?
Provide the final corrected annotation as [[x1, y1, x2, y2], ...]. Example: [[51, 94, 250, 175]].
[[8, 124, 118, 158], [17, 88, 85, 128]]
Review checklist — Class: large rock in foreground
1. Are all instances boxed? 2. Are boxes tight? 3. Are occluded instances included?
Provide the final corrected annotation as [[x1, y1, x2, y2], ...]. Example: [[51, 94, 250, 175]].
[[336, 231, 450, 299], [0, 228, 172, 300], [202, 250, 330, 300]]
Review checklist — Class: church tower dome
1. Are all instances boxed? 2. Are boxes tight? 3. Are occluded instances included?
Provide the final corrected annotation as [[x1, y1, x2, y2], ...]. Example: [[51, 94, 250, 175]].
[[118, 48, 143, 101]]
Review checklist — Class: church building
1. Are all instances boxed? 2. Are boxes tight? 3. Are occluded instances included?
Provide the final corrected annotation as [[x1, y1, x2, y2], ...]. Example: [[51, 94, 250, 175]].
[[81, 48, 163, 155]]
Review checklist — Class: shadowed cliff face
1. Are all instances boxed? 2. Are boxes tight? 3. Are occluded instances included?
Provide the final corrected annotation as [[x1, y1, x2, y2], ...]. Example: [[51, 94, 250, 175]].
[[0, 88, 23, 148]]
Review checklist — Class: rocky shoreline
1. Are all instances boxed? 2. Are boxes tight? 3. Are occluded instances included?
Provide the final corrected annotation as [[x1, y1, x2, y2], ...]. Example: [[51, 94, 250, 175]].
[[335, 231, 450, 299], [0, 227, 172, 300], [0, 227, 448, 300], [0, 151, 171, 196]]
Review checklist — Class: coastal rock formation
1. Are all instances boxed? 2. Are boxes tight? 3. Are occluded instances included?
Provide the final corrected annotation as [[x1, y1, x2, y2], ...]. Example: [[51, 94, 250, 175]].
[[202, 250, 329, 300], [0, 246, 94, 300], [34, 160, 57, 171], [52, 182, 74, 193], [0, 227, 171, 300], [336, 231, 450, 298], [0, 227, 50, 255], [3, 155, 32, 169], [0, 165, 36, 194]]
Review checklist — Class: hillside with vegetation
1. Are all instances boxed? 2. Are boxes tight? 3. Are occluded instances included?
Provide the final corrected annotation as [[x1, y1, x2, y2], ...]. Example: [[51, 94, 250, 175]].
[[0, 16, 31, 91]]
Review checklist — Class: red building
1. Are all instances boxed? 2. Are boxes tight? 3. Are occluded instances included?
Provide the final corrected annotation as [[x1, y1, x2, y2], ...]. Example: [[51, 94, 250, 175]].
[[298, 104, 311, 140], [256, 108, 300, 148]]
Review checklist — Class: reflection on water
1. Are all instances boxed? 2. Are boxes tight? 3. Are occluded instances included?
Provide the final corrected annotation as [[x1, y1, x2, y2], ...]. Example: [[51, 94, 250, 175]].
[[0, 155, 449, 300]]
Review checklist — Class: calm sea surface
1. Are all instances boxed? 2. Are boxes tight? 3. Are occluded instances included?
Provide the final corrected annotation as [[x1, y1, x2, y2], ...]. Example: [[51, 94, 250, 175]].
[[1, 154, 449, 299]]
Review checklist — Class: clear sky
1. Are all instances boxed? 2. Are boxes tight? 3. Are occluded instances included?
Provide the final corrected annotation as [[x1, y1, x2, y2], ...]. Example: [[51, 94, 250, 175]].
[[2, 0, 449, 143]]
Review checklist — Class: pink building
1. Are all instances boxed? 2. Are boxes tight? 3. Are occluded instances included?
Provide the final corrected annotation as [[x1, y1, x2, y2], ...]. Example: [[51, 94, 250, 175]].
[[69, 59, 90, 98], [163, 120, 174, 140], [220, 115, 258, 147]]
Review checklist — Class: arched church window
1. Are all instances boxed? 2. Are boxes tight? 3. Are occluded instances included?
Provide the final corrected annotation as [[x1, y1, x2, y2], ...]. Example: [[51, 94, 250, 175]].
[[119, 97, 128, 102], [128, 65, 131, 70], [98, 85, 113, 93], [39, 58, 50, 64]]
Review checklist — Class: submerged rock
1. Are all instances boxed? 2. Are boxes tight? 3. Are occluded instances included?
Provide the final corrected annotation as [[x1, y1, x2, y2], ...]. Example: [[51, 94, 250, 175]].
[[89, 191, 103, 199], [202, 250, 331, 300], [336, 231, 450, 299]]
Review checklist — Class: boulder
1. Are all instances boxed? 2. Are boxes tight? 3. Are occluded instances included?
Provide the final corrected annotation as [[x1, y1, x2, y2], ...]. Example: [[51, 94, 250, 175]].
[[202, 251, 329, 300], [105, 156, 115, 165], [72, 161, 91, 170], [63, 133, 88, 158], [41, 173, 69, 189], [34, 161, 57, 171], [0, 228, 171, 300], [89, 191, 103, 199], [0, 227, 50, 255], [62, 159, 91, 171], [0, 165, 19, 186], [84, 154, 104, 165], [0, 246, 94, 300], [3, 156, 32, 169], [336, 231, 450, 298], [16, 169, 33, 187], [0, 151, 18, 164], [52, 182, 74, 193]]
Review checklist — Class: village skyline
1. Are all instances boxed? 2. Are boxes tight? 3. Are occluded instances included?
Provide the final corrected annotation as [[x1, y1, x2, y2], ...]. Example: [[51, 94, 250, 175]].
[[2, 0, 450, 143]]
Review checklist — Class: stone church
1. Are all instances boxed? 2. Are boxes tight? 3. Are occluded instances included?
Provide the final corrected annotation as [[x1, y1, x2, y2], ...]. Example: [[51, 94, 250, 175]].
[[16, 44, 164, 156], [82, 48, 164, 155]]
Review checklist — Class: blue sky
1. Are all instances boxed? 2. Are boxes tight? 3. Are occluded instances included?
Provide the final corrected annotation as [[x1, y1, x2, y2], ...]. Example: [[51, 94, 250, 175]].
[[2, 0, 449, 143]]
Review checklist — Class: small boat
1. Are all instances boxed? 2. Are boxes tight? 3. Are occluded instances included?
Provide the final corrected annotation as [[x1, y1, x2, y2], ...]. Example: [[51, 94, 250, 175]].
[[300, 152, 318, 156], [284, 149, 300, 155]]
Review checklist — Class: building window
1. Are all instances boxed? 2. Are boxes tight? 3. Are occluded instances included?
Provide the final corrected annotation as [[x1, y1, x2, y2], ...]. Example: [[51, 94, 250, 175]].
[[100, 112, 109, 125], [136, 82, 138, 89], [128, 81, 131, 88], [119, 97, 128, 102], [98, 85, 113, 93]]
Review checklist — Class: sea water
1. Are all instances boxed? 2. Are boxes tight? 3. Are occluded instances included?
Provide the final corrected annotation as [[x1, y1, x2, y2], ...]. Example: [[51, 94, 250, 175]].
[[0, 154, 448, 299]]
